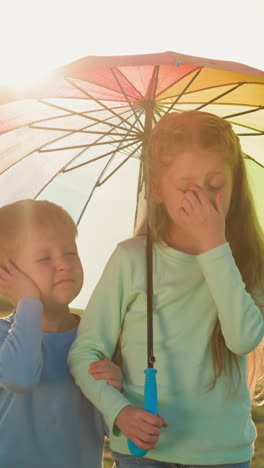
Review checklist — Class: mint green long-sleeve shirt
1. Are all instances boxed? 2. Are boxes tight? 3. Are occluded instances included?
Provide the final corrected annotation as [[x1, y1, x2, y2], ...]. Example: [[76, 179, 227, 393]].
[[68, 237, 264, 465]]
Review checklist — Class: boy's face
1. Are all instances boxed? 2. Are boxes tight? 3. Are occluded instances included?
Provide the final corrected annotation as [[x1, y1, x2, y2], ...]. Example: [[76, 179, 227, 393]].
[[13, 226, 83, 309]]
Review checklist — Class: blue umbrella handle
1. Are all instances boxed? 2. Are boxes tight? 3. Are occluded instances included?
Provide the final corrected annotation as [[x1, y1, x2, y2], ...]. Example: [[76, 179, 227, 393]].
[[128, 368, 158, 457]]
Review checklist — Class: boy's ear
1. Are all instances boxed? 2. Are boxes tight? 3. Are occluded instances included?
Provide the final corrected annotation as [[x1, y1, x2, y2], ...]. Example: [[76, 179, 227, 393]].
[[149, 177, 163, 204]]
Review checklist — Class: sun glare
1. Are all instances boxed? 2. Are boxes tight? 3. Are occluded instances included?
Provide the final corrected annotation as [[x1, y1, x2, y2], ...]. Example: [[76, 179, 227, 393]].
[[0, 59, 57, 91]]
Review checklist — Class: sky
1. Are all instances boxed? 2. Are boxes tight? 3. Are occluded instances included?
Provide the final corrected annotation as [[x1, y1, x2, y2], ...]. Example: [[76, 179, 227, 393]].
[[0, 0, 263, 88]]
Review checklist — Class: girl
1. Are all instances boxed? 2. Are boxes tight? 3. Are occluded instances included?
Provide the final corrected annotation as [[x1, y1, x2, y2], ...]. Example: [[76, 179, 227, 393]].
[[0, 199, 122, 468], [69, 111, 264, 468]]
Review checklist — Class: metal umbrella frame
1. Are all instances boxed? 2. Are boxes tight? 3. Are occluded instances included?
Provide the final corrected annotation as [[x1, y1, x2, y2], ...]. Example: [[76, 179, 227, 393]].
[[0, 51, 263, 219]]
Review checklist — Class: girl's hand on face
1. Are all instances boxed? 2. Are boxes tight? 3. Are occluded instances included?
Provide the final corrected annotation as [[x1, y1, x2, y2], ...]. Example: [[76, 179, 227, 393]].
[[115, 405, 168, 451], [0, 260, 40, 306], [179, 184, 227, 253], [89, 357, 123, 391]]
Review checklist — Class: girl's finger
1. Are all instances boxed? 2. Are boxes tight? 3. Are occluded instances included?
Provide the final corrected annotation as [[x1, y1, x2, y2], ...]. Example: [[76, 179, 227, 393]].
[[89, 370, 112, 379], [130, 436, 156, 451], [183, 190, 201, 209], [215, 191, 225, 215], [90, 357, 110, 367], [105, 378, 121, 389], [157, 413, 169, 427], [181, 198, 193, 213], [188, 185, 210, 206], [178, 206, 189, 218]]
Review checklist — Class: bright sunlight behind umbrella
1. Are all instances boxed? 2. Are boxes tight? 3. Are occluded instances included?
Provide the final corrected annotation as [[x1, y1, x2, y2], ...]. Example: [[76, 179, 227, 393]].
[[0, 51, 263, 308]]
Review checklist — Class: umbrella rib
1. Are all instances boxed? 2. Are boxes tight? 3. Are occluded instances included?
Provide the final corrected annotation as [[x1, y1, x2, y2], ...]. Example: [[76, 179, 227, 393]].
[[30, 124, 137, 139], [38, 98, 139, 136], [111, 67, 145, 99], [226, 119, 264, 134], [195, 82, 245, 110], [38, 136, 139, 153], [238, 132, 264, 136], [30, 105, 137, 132], [32, 108, 136, 153], [161, 100, 262, 110], [65, 74, 141, 101], [62, 138, 141, 172], [244, 153, 264, 168], [65, 77, 139, 130], [223, 106, 264, 119], [62, 152, 118, 172], [134, 161, 145, 229], [76, 134, 141, 225], [155, 67, 201, 99], [150, 66, 160, 126], [32, 149, 87, 199], [35, 116, 115, 153], [97, 142, 142, 186], [111, 67, 145, 131], [34, 132, 140, 199], [158, 80, 262, 106], [162, 68, 202, 114], [1, 117, 105, 175]]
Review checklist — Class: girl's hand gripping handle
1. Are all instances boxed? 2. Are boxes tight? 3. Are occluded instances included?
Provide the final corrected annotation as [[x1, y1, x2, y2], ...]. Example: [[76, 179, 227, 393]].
[[128, 368, 158, 457]]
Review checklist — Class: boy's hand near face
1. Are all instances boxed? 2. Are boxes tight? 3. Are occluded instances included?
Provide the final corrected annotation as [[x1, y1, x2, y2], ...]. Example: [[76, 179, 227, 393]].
[[0, 260, 40, 306], [89, 358, 123, 391]]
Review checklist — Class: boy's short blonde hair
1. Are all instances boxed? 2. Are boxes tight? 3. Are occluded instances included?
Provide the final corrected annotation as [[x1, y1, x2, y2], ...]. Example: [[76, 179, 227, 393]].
[[0, 199, 77, 265]]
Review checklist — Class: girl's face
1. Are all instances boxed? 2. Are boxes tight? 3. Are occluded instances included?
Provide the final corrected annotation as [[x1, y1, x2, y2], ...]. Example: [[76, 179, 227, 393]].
[[151, 146, 233, 226]]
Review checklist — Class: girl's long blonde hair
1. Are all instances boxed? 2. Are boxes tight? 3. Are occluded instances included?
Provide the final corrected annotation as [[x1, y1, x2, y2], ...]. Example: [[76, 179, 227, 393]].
[[136, 111, 264, 405]]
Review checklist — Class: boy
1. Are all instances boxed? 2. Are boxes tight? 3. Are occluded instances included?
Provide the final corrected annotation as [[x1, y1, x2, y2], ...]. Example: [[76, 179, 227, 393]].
[[0, 199, 121, 468]]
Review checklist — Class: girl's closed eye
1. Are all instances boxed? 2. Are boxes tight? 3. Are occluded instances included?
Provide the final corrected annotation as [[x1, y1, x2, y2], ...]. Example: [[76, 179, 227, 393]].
[[208, 185, 223, 192]]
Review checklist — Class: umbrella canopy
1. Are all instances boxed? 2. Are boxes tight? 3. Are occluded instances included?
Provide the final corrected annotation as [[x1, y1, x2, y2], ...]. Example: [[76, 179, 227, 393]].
[[0, 50, 263, 307]]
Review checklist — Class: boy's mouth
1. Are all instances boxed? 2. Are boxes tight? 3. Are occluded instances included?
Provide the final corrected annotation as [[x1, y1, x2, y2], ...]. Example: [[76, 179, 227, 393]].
[[54, 278, 73, 286]]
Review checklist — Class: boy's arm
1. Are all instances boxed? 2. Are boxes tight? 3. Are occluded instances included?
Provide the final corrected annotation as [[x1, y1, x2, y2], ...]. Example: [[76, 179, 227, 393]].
[[68, 245, 132, 432], [89, 357, 123, 391], [197, 243, 264, 355], [0, 298, 43, 392]]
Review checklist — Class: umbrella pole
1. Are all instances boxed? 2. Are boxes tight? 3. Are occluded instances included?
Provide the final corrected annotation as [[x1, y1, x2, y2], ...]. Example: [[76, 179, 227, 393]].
[[128, 100, 158, 458]]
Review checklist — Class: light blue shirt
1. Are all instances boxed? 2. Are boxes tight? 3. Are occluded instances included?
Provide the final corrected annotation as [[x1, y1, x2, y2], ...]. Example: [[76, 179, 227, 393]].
[[0, 298, 105, 468]]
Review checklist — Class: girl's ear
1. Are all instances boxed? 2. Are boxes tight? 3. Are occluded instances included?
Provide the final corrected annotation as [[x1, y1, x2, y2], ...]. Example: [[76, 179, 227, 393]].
[[150, 177, 163, 204]]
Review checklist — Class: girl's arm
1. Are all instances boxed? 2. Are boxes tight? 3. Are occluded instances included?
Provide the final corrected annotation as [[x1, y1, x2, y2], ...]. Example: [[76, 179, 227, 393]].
[[0, 298, 43, 392], [197, 243, 264, 355], [179, 186, 263, 354], [68, 242, 167, 451]]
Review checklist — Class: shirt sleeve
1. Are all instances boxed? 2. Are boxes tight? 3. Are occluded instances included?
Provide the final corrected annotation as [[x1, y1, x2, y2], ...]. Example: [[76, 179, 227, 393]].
[[68, 244, 132, 432], [0, 298, 43, 392], [197, 243, 264, 355]]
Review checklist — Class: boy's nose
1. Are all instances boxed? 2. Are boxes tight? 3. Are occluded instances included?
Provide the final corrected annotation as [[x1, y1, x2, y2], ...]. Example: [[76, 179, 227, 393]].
[[55, 257, 71, 271]]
